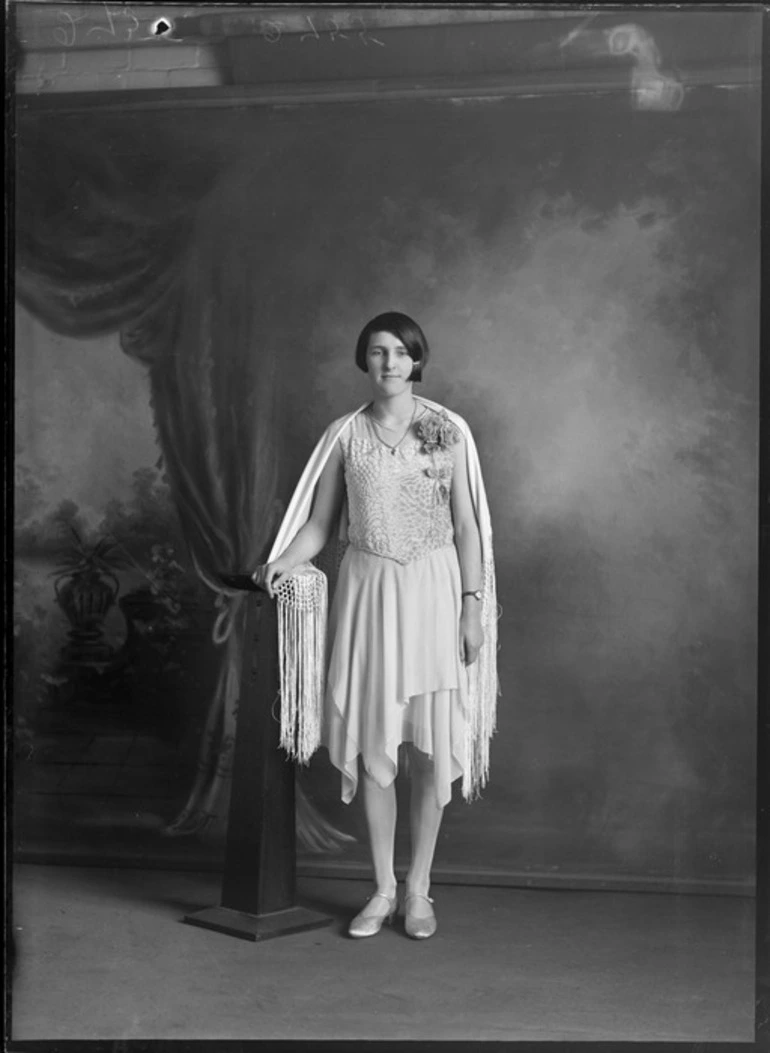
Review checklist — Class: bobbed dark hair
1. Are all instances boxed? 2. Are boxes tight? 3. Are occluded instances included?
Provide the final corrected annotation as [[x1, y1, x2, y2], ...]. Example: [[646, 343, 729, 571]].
[[354, 311, 430, 383]]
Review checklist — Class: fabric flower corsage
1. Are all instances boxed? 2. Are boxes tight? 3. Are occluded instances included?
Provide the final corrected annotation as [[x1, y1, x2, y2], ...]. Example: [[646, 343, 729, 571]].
[[416, 410, 461, 454], [424, 465, 453, 504]]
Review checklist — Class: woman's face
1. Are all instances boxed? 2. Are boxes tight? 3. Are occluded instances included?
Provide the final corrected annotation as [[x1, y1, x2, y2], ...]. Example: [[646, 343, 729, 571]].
[[365, 330, 415, 395]]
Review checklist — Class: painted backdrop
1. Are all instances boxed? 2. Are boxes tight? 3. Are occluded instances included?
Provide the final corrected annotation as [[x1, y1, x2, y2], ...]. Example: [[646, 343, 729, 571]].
[[15, 84, 759, 889]]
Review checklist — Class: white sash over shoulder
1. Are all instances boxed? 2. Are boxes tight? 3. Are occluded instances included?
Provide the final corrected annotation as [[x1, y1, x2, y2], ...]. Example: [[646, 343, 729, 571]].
[[267, 396, 499, 801]]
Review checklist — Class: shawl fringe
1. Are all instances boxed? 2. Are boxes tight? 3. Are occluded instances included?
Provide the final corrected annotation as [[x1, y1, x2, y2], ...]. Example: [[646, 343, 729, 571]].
[[462, 556, 499, 799], [275, 562, 327, 764]]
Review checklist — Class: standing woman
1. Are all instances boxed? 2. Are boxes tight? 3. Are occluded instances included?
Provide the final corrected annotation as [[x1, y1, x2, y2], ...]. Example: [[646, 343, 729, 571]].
[[253, 312, 498, 940]]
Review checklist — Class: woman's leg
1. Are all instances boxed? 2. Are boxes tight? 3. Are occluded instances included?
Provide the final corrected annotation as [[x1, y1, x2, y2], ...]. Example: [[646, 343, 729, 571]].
[[360, 766, 398, 908], [405, 744, 444, 900], [348, 767, 398, 935]]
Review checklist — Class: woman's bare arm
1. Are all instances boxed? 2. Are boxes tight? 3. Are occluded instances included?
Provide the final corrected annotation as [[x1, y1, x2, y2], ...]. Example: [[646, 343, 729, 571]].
[[451, 434, 483, 593], [450, 433, 484, 665]]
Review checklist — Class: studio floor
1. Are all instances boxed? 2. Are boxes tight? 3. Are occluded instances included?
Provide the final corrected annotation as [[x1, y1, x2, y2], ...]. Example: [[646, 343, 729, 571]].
[[10, 863, 755, 1043]]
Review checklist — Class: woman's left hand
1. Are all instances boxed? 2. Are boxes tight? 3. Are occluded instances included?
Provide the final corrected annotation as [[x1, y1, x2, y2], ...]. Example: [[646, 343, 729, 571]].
[[460, 608, 484, 666]]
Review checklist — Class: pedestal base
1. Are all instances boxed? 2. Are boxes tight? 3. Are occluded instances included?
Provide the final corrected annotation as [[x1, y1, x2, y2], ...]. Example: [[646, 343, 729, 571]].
[[183, 904, 334, 942]]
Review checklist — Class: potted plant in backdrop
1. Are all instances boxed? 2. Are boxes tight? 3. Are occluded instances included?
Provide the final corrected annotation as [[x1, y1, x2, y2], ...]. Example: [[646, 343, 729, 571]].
[[51, 526, 129, 673]]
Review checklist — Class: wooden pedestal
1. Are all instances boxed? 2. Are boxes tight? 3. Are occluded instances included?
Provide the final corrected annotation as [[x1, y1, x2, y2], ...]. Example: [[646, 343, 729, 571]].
[[184, 586, 333, 941]]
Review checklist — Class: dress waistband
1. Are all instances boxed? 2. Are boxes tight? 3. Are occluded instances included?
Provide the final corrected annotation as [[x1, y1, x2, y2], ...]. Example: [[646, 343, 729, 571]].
[[348, 541, 456, 567]]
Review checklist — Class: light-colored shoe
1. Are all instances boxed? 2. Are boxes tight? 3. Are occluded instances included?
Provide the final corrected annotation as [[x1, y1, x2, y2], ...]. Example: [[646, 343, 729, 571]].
[[404, 893, 437, 940], [348, 891, 399, 939]]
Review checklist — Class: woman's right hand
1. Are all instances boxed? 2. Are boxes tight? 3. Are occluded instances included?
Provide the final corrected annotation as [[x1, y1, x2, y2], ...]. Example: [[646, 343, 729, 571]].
[[251, 559, 293, 599]]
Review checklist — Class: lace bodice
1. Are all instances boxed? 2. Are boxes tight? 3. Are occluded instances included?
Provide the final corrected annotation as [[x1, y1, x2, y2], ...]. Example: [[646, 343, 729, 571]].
[[340, 409, 456, 565]]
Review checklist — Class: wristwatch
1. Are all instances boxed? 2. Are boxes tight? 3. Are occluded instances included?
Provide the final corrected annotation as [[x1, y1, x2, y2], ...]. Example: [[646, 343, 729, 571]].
[[462, 589, 483, 601]]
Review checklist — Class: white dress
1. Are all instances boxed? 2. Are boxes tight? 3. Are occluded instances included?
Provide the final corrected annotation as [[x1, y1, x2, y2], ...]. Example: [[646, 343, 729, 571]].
[[321, 409, 470, 808]]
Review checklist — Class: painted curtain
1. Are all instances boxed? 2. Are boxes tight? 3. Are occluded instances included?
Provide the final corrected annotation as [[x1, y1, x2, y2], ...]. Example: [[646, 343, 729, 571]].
[[16, 115, 347, 851]]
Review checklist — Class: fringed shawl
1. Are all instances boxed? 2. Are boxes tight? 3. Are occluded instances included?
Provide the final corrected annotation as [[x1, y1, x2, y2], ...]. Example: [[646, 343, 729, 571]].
[[267, 396, 499, 800]]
